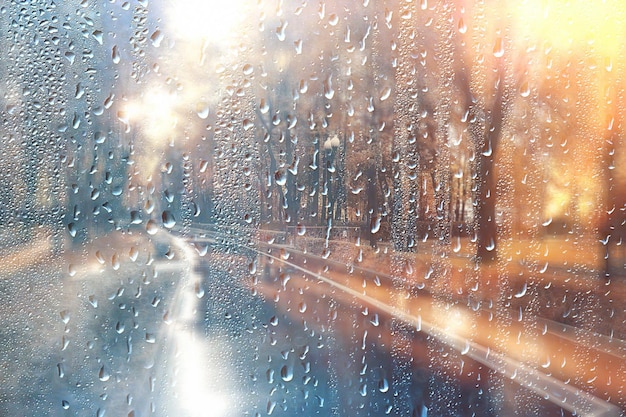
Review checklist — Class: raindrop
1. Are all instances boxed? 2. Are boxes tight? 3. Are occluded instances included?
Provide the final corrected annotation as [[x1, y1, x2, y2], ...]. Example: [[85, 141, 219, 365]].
[[161, 211, 176, 229], [112, 45, 121, 64], [62, 400, 70, 409], [112, 253, 120, 270], [370, 216, 381, 234], [146, 219, 159, 235], [92, 30, 103, 44], [130, 211, 142, 224], [75, 83, 85, 99], [296, 224, 306, 235], [242, 119, 254, 131], [150, 29, 163, 47], [196, 101, 209, 119], [275, 170, 286, 185], [458, 17, 467, 34], [242, 63, 254, 75], [324, 75, 334, 99], [359, 383, 367, 396], [145, 333, 156, 343], [95, 131, 106, 144], [60, 310, 71, 324], [378, 378, 389, 393], [98, 365, 110, 382], [128, 246, 139, 262], [88, 295, 98, 308], [514, 283, 527, 298], [493, 37, 504, 58], [68, 222, 77, 237], [519, 81, 530, 97], [453, 236, 461, 253], [267, 400, 276, 415], [280, 364, 294, 382], [248, 260, 257, 274], [380, 86, 391, 101], [195, 282, 205, 298], [64, 51, 75, 64], [276, 20, 288, 41], [116, 321, 125, 334]]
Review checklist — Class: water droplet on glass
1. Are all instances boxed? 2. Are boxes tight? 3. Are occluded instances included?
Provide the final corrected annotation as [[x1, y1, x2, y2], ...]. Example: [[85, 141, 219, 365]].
[[129, 246, 139, 262], [145, 333, 156, 343], [196, 101, 209, 119], [112, 45, 121, 64], [92, 30, 103, 44], [280, 364, 294, 382], [380, 86, 391, 101], [146, 219, 159, 235], [60, 310, 71, 324], [161, 211, 176, 229], [99, 365, 110, 382], [68, 222, 77, 237], [130, 210, 141, 224], [275, 170, 287, 185], [64, 51, 75, 64], [378, 378, 389, 392], [296, 223, 306, 236], [458, 17, 467, 33], [242, 118, 254, 131], [267, 400, 276, 415], [150, 29, 163, 47], [370, 216, 381, 234], [493, 37, 504, 58], [519, 80, 530, 97], [276, 20, 288, 41], [62, 400, 70, 409], [242, 63, 254, 75]]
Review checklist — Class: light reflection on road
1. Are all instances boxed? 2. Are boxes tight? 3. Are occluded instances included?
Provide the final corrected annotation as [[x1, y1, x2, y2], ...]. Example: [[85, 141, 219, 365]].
[[163, 233, 240, 417]]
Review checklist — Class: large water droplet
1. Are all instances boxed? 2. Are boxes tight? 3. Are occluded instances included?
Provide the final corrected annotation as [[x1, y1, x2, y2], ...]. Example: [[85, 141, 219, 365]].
[[280, 364, 294, 382], [370, 217, 381, 234], [150, 29, 163, 47], [146, 219, 159, 235], [112, 45, 121, 64], [196, 101, 209, 119], [519, 80, 530, 97], [493, 37, 504, 58], [99, 365, 110, 382], [378, 378, 389, 393], [161, 211, 176, 229], [275, 170, 287, 186]]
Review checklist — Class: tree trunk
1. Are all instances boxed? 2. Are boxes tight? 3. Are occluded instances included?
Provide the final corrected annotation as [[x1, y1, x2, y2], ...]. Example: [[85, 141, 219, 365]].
[[476, 66, 505, 263]]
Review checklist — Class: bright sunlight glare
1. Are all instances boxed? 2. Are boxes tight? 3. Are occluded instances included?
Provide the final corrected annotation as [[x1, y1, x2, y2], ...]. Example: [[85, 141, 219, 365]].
[[165, 0, 248, 42], [121, 87, 178, 143], [513, 0, 626, 57]]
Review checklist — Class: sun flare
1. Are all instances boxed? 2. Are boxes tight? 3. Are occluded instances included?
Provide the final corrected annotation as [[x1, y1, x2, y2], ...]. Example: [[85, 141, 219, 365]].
[[165, 0, 249, 43]]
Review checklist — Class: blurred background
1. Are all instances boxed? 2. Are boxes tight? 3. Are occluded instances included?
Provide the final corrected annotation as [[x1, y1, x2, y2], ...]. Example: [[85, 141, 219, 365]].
[[0, 0, 624, 416]]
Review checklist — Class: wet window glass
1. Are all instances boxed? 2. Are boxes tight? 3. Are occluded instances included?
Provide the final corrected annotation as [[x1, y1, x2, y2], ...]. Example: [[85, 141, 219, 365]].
[[1, 1, 625, 416]]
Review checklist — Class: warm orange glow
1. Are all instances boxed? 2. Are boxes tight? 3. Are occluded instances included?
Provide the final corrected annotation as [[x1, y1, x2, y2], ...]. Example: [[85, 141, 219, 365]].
[[512, 0, 626, 58]]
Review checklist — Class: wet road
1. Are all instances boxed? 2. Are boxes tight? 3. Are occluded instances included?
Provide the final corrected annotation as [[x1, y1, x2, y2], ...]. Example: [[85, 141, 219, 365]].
[[0, 228, 623, 417]]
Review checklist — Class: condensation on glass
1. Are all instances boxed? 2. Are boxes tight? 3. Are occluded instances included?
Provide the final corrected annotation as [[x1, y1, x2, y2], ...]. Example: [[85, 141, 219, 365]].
[[0, 1, 624, 416]]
